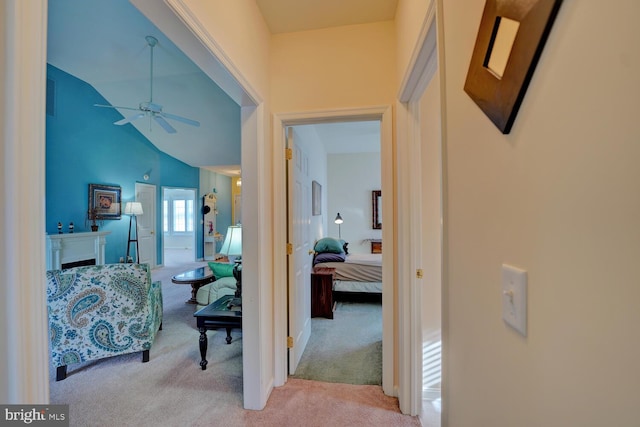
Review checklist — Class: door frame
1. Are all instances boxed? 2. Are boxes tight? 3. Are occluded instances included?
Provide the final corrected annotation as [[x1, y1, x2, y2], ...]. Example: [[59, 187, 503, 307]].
[[136, 182, 158, 268], [286, 128, 313, 374], [161, 186, 197, 265], [273, 106, 394, 396], [396, 2, 443, 417]]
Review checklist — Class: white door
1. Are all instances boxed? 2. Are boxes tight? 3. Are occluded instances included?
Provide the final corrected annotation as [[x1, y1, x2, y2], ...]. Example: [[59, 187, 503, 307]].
[[287, 127, 312, 374], [136, 182, 157, 268]]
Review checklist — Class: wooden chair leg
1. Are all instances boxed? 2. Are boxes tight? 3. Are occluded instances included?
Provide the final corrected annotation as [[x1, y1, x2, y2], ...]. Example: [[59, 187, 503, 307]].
[[142, 349, 150, 363], [56, 365, 67, 381]]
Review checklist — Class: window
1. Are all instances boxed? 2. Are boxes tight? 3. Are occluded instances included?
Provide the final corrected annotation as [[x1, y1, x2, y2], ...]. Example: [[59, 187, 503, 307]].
[[163, 197, 194, 234]]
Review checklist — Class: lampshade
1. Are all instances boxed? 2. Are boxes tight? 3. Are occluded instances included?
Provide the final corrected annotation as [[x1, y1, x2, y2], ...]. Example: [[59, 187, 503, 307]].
[[219, 225, 242, 256], [124, 202, 143, 216], [334, 213, 343, 224]]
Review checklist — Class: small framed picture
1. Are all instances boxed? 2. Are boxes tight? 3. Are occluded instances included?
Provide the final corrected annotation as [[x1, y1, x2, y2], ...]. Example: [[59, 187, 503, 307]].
[[88, 184, 122, 219]]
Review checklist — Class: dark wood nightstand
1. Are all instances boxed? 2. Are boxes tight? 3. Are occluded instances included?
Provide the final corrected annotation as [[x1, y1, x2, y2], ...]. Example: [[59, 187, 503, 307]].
[[311, 268, 335, 319]]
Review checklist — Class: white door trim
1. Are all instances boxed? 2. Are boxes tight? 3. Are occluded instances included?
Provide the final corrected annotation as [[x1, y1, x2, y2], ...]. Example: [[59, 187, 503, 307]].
[[272, 106, 395, 396], [132, 0, 270, 410], [0, 0, 50, 403], [396, 1, 443, 417]]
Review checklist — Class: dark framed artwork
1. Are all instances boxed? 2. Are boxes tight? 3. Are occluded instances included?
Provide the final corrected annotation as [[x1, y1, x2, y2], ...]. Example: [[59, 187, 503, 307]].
[[464, 0, 563, 133], [372, 190, 381, 230], [88, 184, 122, 219], [312, 181, 321, 216]]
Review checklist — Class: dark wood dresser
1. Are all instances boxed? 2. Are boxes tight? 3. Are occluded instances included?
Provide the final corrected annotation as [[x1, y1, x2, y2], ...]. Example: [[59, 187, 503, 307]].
[[311, 267, 335, 319]]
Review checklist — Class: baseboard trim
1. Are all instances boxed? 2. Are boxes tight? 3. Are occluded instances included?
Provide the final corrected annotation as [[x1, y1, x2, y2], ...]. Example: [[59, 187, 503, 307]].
[[422, 387, 441, 401]]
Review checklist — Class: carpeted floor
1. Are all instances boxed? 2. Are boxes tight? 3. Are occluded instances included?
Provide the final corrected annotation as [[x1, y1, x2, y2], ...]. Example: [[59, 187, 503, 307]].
[[291, 301, 382, 385], [48, 262, 420, 426]]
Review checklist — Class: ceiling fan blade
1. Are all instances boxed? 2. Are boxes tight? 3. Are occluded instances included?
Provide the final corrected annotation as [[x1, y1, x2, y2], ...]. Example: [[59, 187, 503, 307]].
[[161, 112, 200, 127], [114, 113, 145, 126], [154, 115, 177, 134], [94, 104, 140, 111]]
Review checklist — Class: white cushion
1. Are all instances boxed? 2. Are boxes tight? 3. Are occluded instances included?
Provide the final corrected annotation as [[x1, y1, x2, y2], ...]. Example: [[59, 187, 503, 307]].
[[196, 276, 237, 308]]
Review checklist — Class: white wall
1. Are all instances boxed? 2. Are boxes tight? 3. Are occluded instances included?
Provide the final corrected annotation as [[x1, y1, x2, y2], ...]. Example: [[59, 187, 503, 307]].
[[270, 21, 396, 112], [327, 152, 382, 254], [441, 0, 640, 425]]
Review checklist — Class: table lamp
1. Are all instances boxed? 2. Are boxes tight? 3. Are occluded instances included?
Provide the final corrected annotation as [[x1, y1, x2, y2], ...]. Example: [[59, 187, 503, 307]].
[[219, 225, 242, 307]]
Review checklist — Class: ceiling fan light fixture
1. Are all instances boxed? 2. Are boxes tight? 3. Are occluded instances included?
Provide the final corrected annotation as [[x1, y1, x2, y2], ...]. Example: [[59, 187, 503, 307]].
[[93, 35, 199, 133], [145, 35, 158, 47]]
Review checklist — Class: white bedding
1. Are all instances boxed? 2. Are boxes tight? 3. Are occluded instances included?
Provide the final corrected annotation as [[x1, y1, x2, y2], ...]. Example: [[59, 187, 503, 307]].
[[333, 280, 382, 294], [314, 253, 382, 283]]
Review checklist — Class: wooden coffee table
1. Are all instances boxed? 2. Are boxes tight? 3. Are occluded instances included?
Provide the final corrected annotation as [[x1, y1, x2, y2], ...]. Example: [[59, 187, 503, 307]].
[[171, 266, 215, 304], [193, 294, 242, 370]]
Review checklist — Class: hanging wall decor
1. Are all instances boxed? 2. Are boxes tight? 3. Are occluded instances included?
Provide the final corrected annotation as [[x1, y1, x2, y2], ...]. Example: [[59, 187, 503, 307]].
[[464, 0, 563, 134], [88, 184, 122, 220]]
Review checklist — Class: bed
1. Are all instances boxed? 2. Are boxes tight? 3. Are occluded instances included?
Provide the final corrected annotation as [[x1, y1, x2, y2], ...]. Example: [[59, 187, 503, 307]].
[[313, 250, 383, 294]]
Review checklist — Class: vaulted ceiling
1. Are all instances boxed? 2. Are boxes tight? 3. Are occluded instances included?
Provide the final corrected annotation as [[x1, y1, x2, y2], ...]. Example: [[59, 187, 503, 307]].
[[47, 0, 392, 170]]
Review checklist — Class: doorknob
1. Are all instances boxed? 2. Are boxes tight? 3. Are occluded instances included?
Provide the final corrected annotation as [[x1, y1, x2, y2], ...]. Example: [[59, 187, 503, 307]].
[[308, 250, 315, 255], [150, 231, 155, 235]]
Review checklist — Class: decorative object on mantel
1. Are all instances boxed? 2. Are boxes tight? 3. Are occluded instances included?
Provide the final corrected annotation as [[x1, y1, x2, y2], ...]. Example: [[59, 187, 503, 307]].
[[124, 202, 144, 263], [88, 183, 122, 220], [86, 208, 102, 232], [464, 0, 563, 133], [334, 213, 344, 239], [69, 222, 74, 233], [57, 222, 62, 234]]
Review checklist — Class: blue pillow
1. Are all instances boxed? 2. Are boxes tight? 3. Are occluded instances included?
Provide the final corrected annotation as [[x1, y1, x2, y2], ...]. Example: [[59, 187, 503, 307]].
[[313, 252, 346, 265], [208, 262, 235, 278], [313, 237, 344, 254]]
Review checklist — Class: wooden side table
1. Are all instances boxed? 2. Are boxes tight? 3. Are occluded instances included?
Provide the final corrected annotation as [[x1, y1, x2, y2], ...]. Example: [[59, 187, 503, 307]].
[[311, 268, 335, 319], [193, 294, 242, 370]]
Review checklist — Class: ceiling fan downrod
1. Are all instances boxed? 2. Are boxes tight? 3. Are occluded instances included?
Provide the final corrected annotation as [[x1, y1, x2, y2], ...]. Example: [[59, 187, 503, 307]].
[[145, 36, 157, 104]]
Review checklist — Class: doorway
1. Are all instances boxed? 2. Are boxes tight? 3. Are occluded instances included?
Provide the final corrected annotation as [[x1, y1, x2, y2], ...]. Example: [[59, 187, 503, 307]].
[[273, 106, 394, 396], [286, 121, 383, 385], [162, 187, 197, 267]]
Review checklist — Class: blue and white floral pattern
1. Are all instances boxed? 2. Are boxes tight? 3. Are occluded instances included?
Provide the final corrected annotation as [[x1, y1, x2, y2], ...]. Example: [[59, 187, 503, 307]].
[[46, 263, 163, 372]]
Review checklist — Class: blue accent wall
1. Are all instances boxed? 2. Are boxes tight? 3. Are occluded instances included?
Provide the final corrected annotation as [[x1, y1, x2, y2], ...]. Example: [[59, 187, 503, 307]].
[[46, 64, 202, 265]]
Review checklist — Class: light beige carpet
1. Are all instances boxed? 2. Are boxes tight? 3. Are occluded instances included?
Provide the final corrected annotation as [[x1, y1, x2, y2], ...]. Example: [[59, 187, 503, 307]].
[[48, 262, 420, 426]]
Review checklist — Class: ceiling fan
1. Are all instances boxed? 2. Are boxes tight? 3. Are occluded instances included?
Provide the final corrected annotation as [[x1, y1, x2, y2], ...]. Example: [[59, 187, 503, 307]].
[[95, 35, 200, 134]]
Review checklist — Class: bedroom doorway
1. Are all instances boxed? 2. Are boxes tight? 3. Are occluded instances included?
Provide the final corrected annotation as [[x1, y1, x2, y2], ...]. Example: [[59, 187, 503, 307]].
[[285, 119, 385, 386]]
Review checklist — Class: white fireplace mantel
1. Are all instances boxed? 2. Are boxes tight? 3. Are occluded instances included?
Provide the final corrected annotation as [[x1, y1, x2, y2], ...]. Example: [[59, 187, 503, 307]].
[[46, 231, 111, 270]]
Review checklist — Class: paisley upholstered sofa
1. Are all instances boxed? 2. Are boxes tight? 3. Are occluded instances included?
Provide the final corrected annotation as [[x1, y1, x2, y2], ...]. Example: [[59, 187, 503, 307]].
[[46, 263, 163, 381]]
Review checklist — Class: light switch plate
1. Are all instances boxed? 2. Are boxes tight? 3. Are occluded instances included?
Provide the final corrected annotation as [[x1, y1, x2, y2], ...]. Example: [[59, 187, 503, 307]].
[[502, 264, 527, 336]]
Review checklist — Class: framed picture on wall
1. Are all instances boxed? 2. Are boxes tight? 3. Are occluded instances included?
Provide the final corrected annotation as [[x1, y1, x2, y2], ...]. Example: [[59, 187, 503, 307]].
[[89, 184, 122, 219], [312, 180, 321, 216]]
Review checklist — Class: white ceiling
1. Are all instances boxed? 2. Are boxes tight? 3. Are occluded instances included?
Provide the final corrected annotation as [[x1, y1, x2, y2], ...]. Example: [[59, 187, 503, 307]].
[[47, 0, 391, 171]]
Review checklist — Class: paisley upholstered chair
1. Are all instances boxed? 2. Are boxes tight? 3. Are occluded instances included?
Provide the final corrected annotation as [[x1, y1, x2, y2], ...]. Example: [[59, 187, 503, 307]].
[[46, 263, 163, 380]]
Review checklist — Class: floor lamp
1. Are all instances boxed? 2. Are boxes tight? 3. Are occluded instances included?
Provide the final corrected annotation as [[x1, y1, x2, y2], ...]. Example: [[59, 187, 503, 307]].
[[334, 213, 343, 239], [125, 202, 143, 263]]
